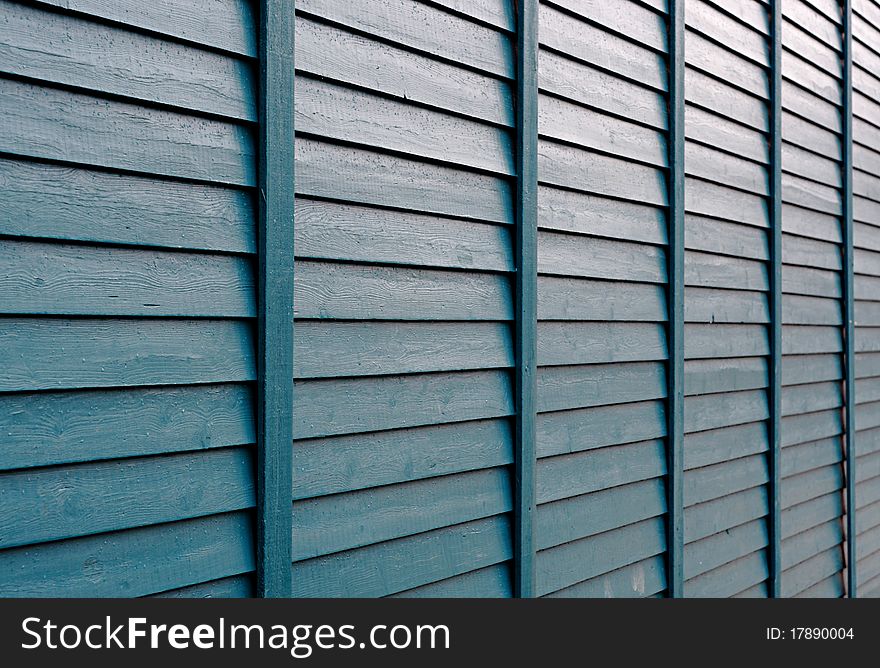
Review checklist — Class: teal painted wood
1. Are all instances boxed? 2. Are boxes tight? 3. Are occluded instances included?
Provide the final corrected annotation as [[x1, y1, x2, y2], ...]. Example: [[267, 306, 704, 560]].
[[668, 0, 685, 599], [768, 0, 783, 599], [256, 0, 295, 598], [843, 0, 858, 598], [514, 0, 538, 599]]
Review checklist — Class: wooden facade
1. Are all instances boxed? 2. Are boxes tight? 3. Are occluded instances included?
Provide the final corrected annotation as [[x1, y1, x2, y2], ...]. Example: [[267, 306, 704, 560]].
[[1, 0, 879, 598]]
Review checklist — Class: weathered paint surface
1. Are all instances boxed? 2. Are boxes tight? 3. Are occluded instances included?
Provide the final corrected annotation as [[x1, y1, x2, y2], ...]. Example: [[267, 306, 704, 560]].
[[1, 0, 880, 598]]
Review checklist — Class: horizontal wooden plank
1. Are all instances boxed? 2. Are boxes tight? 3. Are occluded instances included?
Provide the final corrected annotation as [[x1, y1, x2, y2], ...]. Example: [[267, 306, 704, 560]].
[[538, 362, 666, 413], [782, 265, 842, 298], [686, 30, 768, 99], [783, 407, 843, 445], [0, 383, 254, 471], [152, 574, 254, 598], [538, 3, 667, 91], [296, 76, 513, 175], [685, 357, 768, 396], [783, 517, 843, 575], [538, 94, 666, 167], [783, 233, 842, 271], [295, 369, 513, 439], [537, 478, 666, 550], [538, 230, 666, 282], [685, 142, 769, 196], [783, 112, 841, 160], [538, 276, 666, 321], [685, 105, 768, 164], [294, 199, 513, 271], [782, 204, 842, 245], [782, 173, 842, 216], [536, 517, 666, 596], [783, 142, 842, 188], [685, 252, 769, 291], [685, 518, 768, 580], [685, 215, 769, 260], [31, 0, 257, 56], [536, 439, 666, 504], [549, 0, 667, 52], [0, 77, 254, 186], [0, 240, 254, 317], [293, 418, 511, 500], [294, 261, 512, 321], [537, 186, 667, 244], [782, 50, 842, 107], [782, 436, 844, 478], [783, 295, 842, 326], [854, 351, 880, 378], [0, 447, 254, 549], [782, 16, 841, 78], [856, 247, 880, 277], [685, 288, 769, 324], [782, 325, 844, 355], [537, 139, 667, 205], [537, 400, 666, 459], [686, 0, 769, 67], [782, 465, 844, 509], [684, 390, 769, 434], [426, 0, 515, 31], [0, 0, 255, 121], [704, 0, 769, 34], [0, 158, 255, 252], [781, 545, 844, 597], [685, 421, 768, 471], [685, 178, 769, 226], [686, 69, 768, 131], [296, 16, 513, 127], [292, 467, 511, 561], [291, 515, 511, 597], [783, 490, 844, 540], [685, 454, 769, 506], [391, 563, 512, 598], [539, 49, 666, 129], [537, 322, 666, 366], [685, 485, 767, 543], [543, 555, 666, 598], [0, 511, 254, 596], [299, 0, 513, 77], [684, 550, 768, 597], [684, 323, 770, 359], [0, 318, 254, 392], [296, 138, 513, 224], [294, 321, 513, 378]]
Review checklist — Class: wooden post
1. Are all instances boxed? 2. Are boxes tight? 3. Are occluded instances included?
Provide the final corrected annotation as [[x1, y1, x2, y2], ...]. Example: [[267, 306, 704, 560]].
[[842, 0, 857, 599], [667, 0, 686, 599], [256, 0, 295, 598], [768, 0, 783, 599], [514, 0, 538, 599]]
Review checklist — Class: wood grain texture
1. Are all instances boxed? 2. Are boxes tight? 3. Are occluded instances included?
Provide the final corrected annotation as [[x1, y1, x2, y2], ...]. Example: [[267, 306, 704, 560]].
[[0, 318, 255, 391], [0, 384, 254, 471], [0, 0, 256, 120], [0, 158, 255, 252], [31, 0, 258, 56], [0, 512, 254, 597], [0, 240, 255, 317], [0, 77, 255, 186], [0, 447, 255, 549]]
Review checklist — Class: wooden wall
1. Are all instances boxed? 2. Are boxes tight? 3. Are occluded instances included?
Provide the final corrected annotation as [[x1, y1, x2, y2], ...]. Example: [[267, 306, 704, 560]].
[[0, 0, 260, 596], [1, 0, 880, 598]]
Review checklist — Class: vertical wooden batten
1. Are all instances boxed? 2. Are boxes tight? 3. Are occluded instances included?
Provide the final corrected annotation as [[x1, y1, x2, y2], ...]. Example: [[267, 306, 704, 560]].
[[842, 0, 857, 599], [768, 0, 783, 599], [667, 0, 685, 599], [514, 0, 538, 599], [256, 0, 295, 598]]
